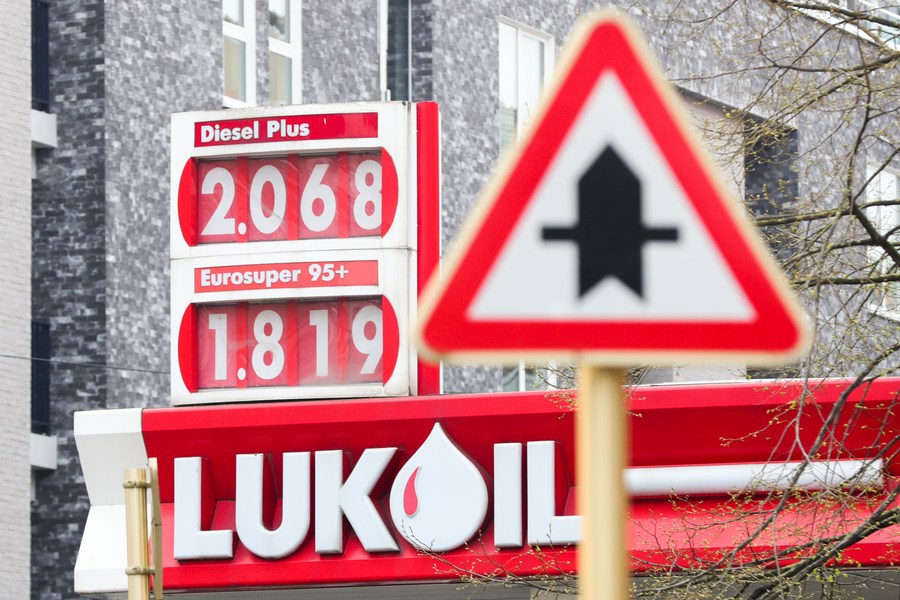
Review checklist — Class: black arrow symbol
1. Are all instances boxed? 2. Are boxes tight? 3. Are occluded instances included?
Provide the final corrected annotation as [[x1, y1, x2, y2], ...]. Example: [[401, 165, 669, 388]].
[[542, 145, 679, 298]]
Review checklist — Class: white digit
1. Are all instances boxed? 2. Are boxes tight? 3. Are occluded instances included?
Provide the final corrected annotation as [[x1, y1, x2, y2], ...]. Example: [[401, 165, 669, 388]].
[[201, 167, 236, 236], [351, 306, 382, 375], [208, 313, 228, 381], [300, 163, 337, 232], [308, 310, 329, 377], [308, 264, 321, 281], [249, 164, 286, 234], [321, 264, 335, 282], [352, 159, 382, 231], [251, 310, 284, 380]]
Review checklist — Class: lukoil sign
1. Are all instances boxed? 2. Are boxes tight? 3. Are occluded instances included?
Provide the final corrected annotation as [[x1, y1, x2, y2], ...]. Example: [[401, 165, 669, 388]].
[[75, 381, 898, 595], [174, 423, 581, 560]]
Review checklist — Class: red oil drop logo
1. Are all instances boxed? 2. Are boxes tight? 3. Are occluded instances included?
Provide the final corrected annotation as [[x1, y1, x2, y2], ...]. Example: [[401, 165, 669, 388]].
[[389, 424, 488, 552]]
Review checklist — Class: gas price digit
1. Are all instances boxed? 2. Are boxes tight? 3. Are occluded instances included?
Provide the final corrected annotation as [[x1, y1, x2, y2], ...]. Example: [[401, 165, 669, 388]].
[[193, 152, 391, 244], [197, 298, 385, 390]]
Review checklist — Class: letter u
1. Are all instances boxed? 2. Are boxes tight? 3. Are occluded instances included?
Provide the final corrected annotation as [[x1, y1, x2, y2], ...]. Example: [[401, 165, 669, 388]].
[[235, 453, 311, 559]]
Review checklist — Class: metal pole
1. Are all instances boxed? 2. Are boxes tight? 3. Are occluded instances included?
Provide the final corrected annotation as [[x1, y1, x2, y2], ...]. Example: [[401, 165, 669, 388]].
[[124, 468, 150, 600], [577, 366, 628, 600]]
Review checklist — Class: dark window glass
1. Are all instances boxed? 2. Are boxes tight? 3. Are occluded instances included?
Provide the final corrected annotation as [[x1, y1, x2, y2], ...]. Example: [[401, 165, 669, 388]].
[[32, 0, 50, 112], [31, 321, 51, 435]]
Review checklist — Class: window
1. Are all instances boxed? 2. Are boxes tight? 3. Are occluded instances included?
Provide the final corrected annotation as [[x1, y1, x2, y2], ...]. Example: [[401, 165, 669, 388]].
[[268, 0, 301, 105], [502, 362, 559, 392], [811, 1, 900, 48], [383, 0, 410, 101], [223, 0, 256, 106], [499, 19, 554, 151], [31, 321, 51, 435], [32, 0, 50, 112], [498, 20, 554, 390], [865, 163, 900, 315]]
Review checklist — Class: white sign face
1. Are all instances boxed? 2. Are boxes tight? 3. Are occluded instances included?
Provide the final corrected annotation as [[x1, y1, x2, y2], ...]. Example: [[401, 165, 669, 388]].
[[471, 73, 753, 322], [170, 103, 421, 405]]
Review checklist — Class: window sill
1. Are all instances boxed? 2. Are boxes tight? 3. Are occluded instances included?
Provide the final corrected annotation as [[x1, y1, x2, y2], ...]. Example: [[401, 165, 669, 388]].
[[30, 432, 57, 470], [222, 96, 256, 110], [866, 302, 900, 322], [31, 109, 57, 149]]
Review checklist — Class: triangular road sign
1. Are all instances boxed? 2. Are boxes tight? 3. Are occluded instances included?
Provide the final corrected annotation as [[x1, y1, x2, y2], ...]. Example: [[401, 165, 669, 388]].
[[418, 11, 808, 366]]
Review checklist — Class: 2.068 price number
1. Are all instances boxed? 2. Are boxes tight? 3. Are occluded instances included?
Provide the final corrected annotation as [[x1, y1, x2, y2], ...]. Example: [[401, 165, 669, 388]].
[[196, 298, 389, 390], [189, 151, 398, 245]]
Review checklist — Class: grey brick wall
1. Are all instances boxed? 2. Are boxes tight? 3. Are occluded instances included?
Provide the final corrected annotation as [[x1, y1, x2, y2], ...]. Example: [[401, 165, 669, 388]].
[[32, 1, 221, 597], [31, 1, 400, 597], [302, 0, 381, 103], [0, 0, 33, 597], [409, 0, 432, 101], [103, 0, 220, 411], [31, 1, 107, 597]]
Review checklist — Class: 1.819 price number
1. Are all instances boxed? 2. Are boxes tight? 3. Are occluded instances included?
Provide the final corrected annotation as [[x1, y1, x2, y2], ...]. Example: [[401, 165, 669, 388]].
[[196, 298, 389, 389], [188, 150, 398, 245]]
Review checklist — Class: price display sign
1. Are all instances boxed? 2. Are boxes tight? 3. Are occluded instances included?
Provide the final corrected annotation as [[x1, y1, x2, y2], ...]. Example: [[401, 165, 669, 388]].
[[170, 103, 435, 406], [195, 297, 391, 389], [189, 151, 397, 245]]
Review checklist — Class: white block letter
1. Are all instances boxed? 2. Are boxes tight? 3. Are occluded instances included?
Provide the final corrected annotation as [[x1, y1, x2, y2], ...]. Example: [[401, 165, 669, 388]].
[[173, 457, 233, 559], [494, 443, 523, 547], [315, 448, 399, 553], [235, 453, 310, 559], [527, 441, 582, 545]]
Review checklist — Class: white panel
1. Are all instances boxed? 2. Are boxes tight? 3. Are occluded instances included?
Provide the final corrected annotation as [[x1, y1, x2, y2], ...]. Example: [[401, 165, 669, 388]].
[[74, 408, 147, 506], [73, 505, 129, 596], [626, 459, 883, 497], [31, 109, 58, 148], [30, 432, 58, 470]]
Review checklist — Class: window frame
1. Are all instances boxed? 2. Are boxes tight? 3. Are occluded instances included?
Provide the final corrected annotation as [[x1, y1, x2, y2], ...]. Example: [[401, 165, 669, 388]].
[[268, 0, 302, 105], [865, 162, 900, 318], [805, 0, 900, 49], [498, 17, 555, 148], [223, 0, 257, 108], [502, 361, 559, 392]]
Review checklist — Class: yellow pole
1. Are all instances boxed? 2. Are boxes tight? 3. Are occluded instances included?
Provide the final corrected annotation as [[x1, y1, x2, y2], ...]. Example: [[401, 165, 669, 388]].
[[148, 458, 164, 600], [124, 468, 150, 600], [577, 366, 629, 600]]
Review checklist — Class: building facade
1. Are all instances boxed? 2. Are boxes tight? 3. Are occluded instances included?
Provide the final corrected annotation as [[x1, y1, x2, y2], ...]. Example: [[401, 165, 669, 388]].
[[27, 0, 899, 598], [0, 2, 34, 597]]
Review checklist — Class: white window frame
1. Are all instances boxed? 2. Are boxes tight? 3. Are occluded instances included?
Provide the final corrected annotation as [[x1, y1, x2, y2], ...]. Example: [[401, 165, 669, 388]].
[[502, 361, 559, 392], [865, 162, 900, 318], [498, 17, 555, 146], [268, 0, 302, 105], [223, 0, 257, 108], [803, 1, 900, 49], [498, 19, 555, 391]]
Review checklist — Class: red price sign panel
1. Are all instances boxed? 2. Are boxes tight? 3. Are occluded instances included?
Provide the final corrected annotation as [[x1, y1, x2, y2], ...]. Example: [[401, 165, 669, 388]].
[[181, 151, 399, 246], [190, 297, 399, 391]]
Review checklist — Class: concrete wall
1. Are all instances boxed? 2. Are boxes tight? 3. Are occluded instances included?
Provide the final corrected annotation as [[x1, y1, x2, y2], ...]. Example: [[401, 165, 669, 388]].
[[0, 2, 33, 598]]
